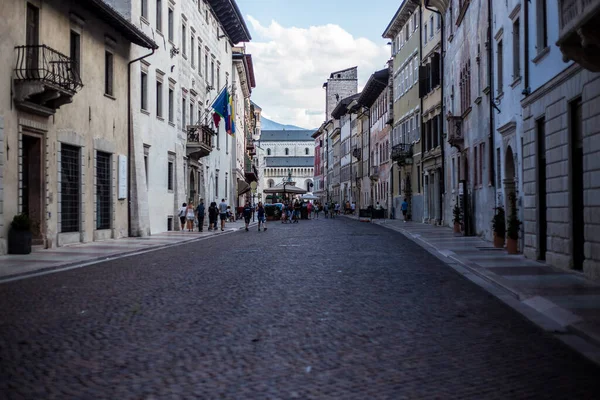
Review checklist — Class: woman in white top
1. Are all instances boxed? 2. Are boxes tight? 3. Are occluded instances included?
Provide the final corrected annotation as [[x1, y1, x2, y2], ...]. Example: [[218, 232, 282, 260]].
[[178, 203, 187, 231], [186, 202, 196, 231]]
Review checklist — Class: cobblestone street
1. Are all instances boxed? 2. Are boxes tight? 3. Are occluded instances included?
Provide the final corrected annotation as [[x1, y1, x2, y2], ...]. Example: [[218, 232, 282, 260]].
[[1, 218, 600, 399]]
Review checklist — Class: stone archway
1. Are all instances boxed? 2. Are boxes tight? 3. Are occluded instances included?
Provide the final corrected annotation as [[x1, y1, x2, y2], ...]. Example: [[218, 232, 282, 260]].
[[504, 146, 516, 215]]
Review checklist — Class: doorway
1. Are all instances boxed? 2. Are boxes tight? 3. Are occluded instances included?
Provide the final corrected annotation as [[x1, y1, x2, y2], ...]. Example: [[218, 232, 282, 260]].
[[570, 98, 584, 270], [536, 118, 547, 260], [21, 134, 44, 244]]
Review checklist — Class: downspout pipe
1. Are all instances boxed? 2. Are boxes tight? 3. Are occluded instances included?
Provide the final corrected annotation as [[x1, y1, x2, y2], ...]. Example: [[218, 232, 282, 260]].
[[487, 0, 496, 201], [425, 1, 445, 225], [523, 0, 530, 94], [127, 47, 155, 237]]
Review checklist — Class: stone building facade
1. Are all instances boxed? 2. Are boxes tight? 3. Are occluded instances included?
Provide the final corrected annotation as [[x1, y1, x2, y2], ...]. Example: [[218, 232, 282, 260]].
[[0, 0, 157, 253]]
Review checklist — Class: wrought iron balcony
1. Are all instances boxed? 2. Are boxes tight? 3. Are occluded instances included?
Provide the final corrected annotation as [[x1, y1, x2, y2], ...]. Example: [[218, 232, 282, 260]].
[[352, 147, 362, 160], [391, 143, 413, 166], [13, 45, 83, 116], [186, 125, 215, 159], [370, 165, 380, 181], [446, 113, 464, 150], [244, 153, 258, 182], [557, 0, 600, 72]]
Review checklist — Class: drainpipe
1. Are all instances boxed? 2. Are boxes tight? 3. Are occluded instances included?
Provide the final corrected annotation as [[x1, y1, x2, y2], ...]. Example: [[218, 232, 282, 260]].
[[523, 0, 530, 94], [127, 47, 155, 237], [425, 1, 445, 225], [487, 0, 496, 202]]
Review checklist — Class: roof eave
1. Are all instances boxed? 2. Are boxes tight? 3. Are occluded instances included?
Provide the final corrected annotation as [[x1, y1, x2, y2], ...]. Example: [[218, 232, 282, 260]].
[[382, 0, 420, 39], [208, 0, 252, 44]]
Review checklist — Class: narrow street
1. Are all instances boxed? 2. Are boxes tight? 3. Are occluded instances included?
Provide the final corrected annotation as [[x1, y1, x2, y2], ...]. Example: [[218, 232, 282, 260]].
[[1, 218, 599, 399]]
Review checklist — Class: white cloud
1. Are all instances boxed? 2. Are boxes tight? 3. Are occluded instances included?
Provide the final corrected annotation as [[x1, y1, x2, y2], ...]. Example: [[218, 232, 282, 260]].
[[245, 16, 390, 130]]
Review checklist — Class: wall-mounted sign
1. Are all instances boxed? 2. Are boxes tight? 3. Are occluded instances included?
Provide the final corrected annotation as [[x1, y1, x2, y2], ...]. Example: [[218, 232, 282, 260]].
[[118, 154, 127, 199]]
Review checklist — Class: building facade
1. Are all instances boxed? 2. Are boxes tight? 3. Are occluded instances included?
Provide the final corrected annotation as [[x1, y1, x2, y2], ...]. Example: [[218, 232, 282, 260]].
[[0, 0, 156, 253]]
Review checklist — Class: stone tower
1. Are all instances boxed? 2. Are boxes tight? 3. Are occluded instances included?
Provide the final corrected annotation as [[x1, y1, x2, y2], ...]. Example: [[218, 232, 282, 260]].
[[323, 67, 358, 120]]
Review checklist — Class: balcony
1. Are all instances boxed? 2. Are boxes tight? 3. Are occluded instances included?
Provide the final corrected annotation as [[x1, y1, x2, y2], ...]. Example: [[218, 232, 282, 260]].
[[246, 138, 256, 156], [186, 125, 215, 159], [446, 114, 464, 150], [244, 153, 258, 182], [370, 165, 379, 181], [391, 143, 413, 166], [352, 147, 362, 160], [13, 45, 83, 116], [557, 0, 600, 72]]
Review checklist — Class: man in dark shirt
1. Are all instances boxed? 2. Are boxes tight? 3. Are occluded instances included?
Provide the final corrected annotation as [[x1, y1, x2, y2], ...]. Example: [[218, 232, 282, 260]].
[[243, 202, 252, 231], [196, 200, 205, 232]]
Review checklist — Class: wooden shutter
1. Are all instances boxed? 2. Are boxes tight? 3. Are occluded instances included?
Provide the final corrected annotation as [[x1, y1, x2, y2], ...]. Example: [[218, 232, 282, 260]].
[[418, 65, 427, 98]]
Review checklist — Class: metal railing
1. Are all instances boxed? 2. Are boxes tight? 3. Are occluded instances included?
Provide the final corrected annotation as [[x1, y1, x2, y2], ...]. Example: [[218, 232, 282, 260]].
[[14, 45, 83, 92], [187, 125, 214, 148], [391, 143, 413, 164]]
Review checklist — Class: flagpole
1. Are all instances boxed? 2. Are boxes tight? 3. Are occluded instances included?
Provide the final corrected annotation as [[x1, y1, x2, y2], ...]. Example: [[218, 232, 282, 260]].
[[199, 82, 230, 124]]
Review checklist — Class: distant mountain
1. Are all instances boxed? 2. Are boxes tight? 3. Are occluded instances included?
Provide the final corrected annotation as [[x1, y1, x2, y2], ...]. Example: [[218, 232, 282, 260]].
[[261, 117, 309, 131]]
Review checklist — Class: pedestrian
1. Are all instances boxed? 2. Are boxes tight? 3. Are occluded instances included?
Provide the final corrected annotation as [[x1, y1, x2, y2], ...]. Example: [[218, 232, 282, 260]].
[[208, 201, 218, 231], [242, 202, 252, 231], [186, 202, 195, 231], [218, 198, 228, 231], [315, 202, 320, 219], [335, 202, 340, 216], [376, 202, 382, 210], [196, 199, 205, 232], [178, 203, 187, 231], [324, 202, 328, 219], [401, 198, 409, 222], [257, 201, 267, 231], [307, 202, 312, 219], [293, 200, 301, 223], [351, 202, 356, 215]]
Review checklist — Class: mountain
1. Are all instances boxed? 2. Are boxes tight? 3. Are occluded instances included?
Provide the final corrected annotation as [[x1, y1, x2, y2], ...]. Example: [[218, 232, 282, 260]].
[[261, 117, 309, 131]]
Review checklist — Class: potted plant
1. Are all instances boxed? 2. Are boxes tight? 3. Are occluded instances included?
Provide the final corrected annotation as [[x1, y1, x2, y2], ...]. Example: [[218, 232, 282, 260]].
[[8, 214, 32, 255], [506, 193, 521, 254], [453, 203, 462, 234], [492, 206, 506, 248]]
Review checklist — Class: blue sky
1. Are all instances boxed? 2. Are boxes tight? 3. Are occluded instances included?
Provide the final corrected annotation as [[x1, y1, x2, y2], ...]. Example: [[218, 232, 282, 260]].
[[235, 0, 401, 128]]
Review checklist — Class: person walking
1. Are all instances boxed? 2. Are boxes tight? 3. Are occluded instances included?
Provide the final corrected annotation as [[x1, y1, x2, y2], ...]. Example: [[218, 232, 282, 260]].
[[324, 202, 328, 219], [351, 202, 356, 215], [293, 200, 301, 223], [218, 198, 228, 231], [185, 202, 195, 231], [315, 202, 320, 219], [243, 202, 252, 231], [196, 199, 205, 232], [307, 202, 312, 220], [178, 203, 187, 231], [257, 202, 267, 231], [208, 201, 218, 231], [401, 198, 409, 222]]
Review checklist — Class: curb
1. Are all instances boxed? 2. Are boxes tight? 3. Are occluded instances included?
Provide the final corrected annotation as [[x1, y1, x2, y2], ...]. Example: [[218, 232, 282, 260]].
[[0, 223, 257, 284]]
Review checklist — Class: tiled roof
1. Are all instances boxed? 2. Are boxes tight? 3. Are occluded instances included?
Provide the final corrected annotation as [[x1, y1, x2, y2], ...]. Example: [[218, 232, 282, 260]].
[[260, 130, 314, 142], [265, 157, 315, 167]]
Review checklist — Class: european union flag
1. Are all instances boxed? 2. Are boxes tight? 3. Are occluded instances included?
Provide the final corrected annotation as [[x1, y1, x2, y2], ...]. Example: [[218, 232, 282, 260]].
[[211, 88, 228, 120]]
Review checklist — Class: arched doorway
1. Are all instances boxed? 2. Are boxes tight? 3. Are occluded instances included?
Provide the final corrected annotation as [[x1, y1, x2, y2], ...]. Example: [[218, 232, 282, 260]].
[[189, 170, 196, 203], [504, 146, 516, 215]]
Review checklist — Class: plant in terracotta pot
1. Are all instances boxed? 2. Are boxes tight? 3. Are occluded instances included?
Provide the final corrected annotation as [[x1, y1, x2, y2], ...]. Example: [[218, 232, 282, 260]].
[[506, 193, 521, 254], [8, 214, 32, 255], [452, 202, 462, 234], [492, 206, 506, 248]]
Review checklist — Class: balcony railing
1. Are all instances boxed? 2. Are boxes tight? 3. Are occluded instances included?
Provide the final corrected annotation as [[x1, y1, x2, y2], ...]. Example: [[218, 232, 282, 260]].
[[13, 44, 83, 115], [186, 125, 214, 159], [370, 165, 380, 180], [244, 153, 258, 182], [391, 143, 413, 166], [446, 114, 464, 150], [557, 0, 600, 72]]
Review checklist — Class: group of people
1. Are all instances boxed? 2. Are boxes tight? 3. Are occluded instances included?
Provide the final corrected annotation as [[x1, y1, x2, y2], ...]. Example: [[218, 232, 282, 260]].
[[178, 199, 268, 233], [280, 200, 303, 224]]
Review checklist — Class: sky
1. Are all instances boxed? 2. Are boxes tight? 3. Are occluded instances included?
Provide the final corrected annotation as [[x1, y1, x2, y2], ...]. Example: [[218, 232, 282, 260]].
[[235, 0, 401, 130]]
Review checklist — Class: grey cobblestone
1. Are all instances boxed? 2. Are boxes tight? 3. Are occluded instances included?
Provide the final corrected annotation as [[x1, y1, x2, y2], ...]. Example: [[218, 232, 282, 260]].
[[0, 218, 599, 398]]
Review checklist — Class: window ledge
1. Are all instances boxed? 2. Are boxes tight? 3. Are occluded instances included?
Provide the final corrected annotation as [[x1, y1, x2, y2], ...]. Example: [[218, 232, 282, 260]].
[[140, 16, 150, 26], [104, 93, 116, 101], [461, 106, 472, 119], [482, 86, 491, 95], [474, 96, 482, 105], [448, 33, 454, 43], [182, 54, 188, 60], [510, 76, 522, 88], [156, 30, 163, 37], [141, 109, 150, 116], [532, 46, 551, 64], [157, 115, 165, 121], [496, 92, 504, 103], [169, 121, 175, 127]]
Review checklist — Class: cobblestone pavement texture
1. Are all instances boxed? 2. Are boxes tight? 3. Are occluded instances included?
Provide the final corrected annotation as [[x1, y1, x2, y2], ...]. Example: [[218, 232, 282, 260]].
[[1, 218, 600, 399]]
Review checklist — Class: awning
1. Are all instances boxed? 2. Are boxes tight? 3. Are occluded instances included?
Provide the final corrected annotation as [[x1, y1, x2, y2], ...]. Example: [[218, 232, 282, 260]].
[[237, 179, 250, 196], [263, 183, 307, 194]]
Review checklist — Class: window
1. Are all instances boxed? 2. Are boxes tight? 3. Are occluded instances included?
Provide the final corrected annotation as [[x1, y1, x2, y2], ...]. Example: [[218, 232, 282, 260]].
[[190, 102, 194, 125], [156, 80, 163, 117], [141, 0, 148, 19], [497, 40, 503, 94], [267, 148, 271, 155], [156, 0, 162, 31], [191, 35, 195, 67], [211, 59, 215, 87], [413, 11, 418, 31], [182, 97, 186, 128], [305, 148, 309, 155], [96, 151, 111, 230], [217, 65, 220, 90], [104, 51, 113, 96], [417, 166, 421, 193], [141, 71, 148, 111], [198, 42, 201, 74], [168, 8, 174, 41], [536, 0, 548, 51], [405, 25, 409, 41], [182, 22, 186, 56], [60, 144, 80, 233], [437, 14, 441, 30], [512, 19, 520, 79], [285, 148, 289, 155], [430, 16, 434, 37], [474, 146, 478, 186], [205, 53, 209, 82], [70, 30, 81, 79], [496, 148, 501, 187], [168, 88, 174, 123], [167, 160, 174, 190], [480, 142, 485, 185], [424, 24, 428, 44], [205, 8, 209, 23]]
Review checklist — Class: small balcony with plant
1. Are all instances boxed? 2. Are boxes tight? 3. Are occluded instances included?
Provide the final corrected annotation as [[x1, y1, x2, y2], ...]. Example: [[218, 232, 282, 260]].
[[13, 44, 83, 116], [186, 124, 215, 159]]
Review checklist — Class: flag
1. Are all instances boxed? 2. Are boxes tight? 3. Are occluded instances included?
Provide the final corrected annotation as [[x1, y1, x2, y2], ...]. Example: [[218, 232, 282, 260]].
[[212, 112, 221, 128], [211, 87, 228, 120], [226, 92, 235, 136]]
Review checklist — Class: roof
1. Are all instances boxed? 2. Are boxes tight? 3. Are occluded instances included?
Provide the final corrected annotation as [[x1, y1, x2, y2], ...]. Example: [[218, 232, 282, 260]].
[[382, 0, 420, 39], [245, 54, 256, 88], [265, 157, 315, 167], [331, 93, 361, 119], [358, 69, 389, 108], [260, 130, 314, 142], [83, 0, 157, 48], [329, 66, 357, 78], [207, 0, 251, 44]]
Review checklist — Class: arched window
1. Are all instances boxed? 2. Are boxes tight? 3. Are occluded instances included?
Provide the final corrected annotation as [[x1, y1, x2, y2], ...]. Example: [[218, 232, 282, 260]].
[[267, 179, 274, 188], [285, 148, 289, 155], [267, 148, 271, 156], [305, 148, 309, 155]]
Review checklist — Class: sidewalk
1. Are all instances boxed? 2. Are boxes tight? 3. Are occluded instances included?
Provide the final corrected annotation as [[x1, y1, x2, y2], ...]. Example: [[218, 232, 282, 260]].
[[343, 214, 600, 363], [0, 219, 255, 282]]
